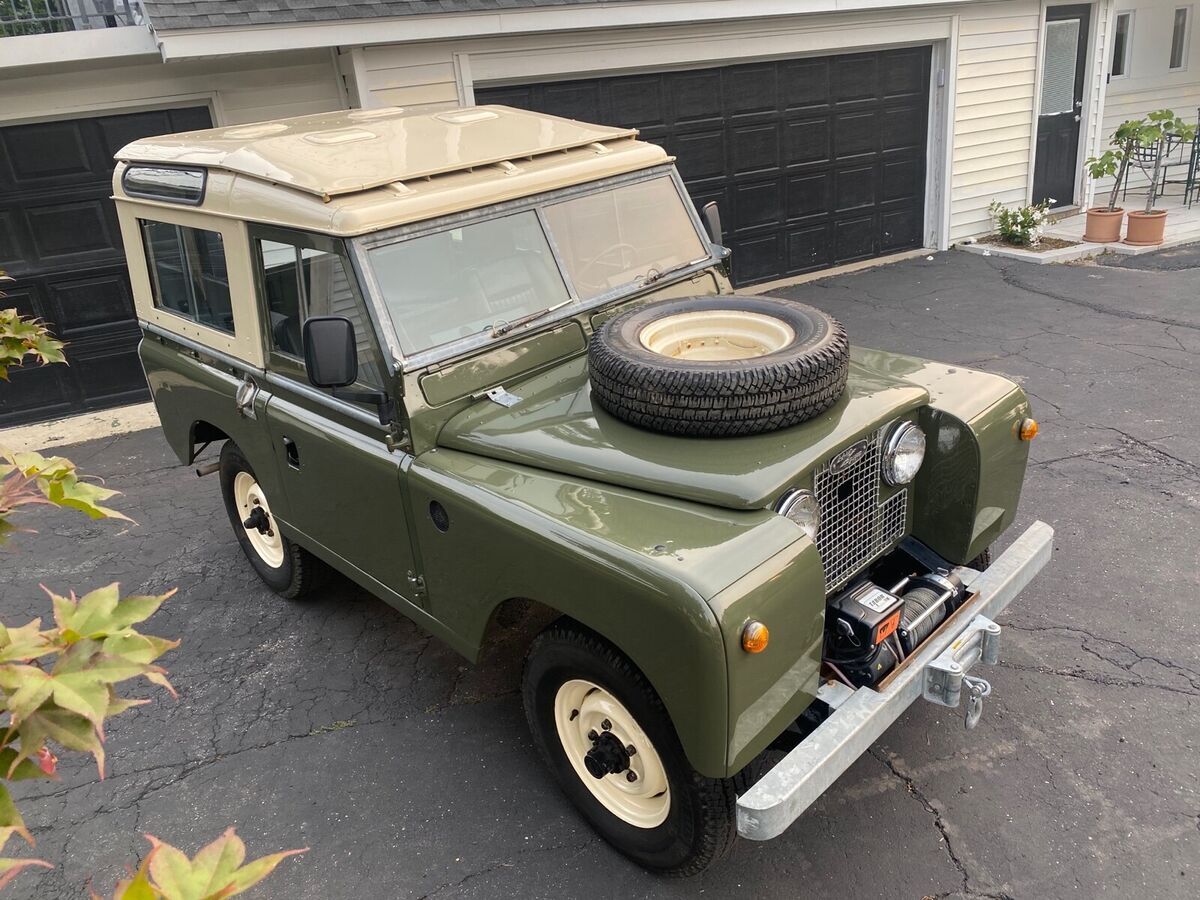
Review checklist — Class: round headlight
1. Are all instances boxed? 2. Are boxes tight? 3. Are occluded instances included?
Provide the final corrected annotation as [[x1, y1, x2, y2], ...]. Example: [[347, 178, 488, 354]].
[[776, 488, 820, 540], [883, 421, 926, 485]]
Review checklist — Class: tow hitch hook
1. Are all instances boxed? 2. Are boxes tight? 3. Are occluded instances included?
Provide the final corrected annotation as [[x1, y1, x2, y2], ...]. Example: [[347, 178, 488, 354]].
[[962, 675, 992, 730]]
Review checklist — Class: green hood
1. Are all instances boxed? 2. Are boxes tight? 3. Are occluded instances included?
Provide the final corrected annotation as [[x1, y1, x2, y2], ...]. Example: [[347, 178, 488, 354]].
[[436, 348, 930, 510]]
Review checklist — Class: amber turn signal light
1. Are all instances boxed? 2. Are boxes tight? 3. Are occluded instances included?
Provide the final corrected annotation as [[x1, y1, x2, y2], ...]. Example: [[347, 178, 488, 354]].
[[1018, 418, 1039, 441], [742, 620, 769, 654]]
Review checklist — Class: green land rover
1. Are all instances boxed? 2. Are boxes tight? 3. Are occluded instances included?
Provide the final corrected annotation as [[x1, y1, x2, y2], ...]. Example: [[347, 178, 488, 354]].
[[113, 106, 1052, 875]]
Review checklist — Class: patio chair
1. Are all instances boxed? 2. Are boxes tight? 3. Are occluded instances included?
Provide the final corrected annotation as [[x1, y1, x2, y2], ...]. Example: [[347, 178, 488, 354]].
[[1147, 108, 1200, 208]]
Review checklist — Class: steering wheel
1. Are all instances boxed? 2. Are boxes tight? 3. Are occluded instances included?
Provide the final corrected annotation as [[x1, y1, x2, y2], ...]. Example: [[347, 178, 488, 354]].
[[575, 243, 639, 289]]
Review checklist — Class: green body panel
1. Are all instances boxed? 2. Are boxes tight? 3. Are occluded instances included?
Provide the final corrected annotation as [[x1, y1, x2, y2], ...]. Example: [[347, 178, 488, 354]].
[[419, 322, 586, 407], [438, 353, 929, 510], [710, 538, 825, 773], [405, 447, 816, 777]]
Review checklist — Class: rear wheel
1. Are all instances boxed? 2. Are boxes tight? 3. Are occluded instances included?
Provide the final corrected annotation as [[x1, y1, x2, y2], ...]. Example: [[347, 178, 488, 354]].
[[523, 621, 738, 876], [219, 441, 320, 599]]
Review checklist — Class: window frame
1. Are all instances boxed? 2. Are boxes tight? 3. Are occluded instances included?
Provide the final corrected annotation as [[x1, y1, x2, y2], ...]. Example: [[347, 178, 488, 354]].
[[248, 223, 389, 394], [353, 164, 717, 372], [139, 220, 235, 335], [1111, 10, 1135, 79], [1170, 6, 1192, 71]]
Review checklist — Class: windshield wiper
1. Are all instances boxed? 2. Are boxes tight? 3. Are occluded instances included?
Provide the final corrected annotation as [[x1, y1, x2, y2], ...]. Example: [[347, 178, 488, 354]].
[[490, 298, 575, 338], [640, 257, 709, 286]]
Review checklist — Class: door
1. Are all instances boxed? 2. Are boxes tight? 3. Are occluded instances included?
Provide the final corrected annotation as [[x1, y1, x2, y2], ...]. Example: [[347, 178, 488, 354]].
[[0, 106, 213, 426], [249, 226, 421, 605], [1032, 5, 1091, 208], [476, 46, 931, 287]]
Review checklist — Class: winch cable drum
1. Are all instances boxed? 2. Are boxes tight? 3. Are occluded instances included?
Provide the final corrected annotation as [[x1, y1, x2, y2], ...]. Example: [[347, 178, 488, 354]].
[[897, 572, 965, 654]]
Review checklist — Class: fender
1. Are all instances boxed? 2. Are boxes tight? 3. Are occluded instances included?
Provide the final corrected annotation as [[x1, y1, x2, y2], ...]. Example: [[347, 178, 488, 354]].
[[406, 447, 812, 778]]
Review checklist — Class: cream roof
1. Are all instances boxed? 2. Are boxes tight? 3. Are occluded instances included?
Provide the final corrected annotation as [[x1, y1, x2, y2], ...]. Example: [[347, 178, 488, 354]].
[[115, 105, 647, 199]]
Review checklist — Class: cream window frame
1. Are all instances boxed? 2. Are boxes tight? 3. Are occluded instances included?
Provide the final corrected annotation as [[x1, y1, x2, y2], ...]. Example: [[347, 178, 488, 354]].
[[116, 199, 265, 368]]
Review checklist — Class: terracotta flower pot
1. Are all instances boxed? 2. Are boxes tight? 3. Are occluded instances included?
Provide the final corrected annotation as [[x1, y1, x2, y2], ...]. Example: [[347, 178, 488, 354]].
[[1124, 210, 1168, 246], [1082, 207, 1124, 242]]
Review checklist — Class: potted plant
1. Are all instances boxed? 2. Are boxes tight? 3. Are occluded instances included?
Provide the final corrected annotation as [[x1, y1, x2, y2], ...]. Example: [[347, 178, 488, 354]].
[[1082, 119, 1139, 242], [1124, 109, 1198, 246]]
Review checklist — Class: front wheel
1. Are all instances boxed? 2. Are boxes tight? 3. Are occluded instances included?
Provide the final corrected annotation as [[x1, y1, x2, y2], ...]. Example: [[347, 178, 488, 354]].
[[522, 621, 738, 876]]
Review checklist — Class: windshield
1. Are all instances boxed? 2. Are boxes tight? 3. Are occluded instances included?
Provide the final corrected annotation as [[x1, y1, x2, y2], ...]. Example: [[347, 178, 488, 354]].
[[365, 174, 709, 358], [541, 176, 708, 300]]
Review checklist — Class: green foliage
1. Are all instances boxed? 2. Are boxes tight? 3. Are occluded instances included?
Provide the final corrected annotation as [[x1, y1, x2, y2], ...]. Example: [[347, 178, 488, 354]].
[[0, 449, 131, 544], [98, 829, 306, 900], [0, 273, 66, 381], [988, 198, 1054, 247]]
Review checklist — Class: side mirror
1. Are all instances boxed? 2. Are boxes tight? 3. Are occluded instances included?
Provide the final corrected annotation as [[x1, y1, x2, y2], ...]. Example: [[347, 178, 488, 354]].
[[701, 201, 723, 246], [302, 316, 358, 388]]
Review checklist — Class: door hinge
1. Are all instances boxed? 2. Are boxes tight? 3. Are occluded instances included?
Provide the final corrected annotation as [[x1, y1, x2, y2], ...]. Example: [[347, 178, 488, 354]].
[[406, 570, 426, 598], [476, 385, 522, 407]]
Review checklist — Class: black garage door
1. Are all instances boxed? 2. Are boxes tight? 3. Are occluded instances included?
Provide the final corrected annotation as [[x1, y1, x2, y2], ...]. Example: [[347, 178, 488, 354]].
[[0, 105, 212, 427], [478, 47, 931, 287]]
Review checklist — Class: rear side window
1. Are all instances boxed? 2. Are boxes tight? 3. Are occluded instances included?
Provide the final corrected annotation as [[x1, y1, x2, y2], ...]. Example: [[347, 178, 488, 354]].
[[256, 238, 383, 388], [140, 220, 234, 334]]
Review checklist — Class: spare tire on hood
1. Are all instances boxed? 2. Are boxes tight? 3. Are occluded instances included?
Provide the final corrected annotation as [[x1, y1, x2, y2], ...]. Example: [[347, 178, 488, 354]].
[[587, 295, 849, 437]]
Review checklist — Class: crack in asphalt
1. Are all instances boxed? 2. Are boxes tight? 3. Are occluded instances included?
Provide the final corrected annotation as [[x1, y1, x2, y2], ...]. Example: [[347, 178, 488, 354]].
[[415, 839, 598, 899], [869, 748, 1015, 900]]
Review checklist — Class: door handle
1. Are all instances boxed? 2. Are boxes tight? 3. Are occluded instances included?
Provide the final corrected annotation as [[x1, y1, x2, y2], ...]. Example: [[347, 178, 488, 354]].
[[1074, 115, 1081, 123], [283, 437, 300, 469]]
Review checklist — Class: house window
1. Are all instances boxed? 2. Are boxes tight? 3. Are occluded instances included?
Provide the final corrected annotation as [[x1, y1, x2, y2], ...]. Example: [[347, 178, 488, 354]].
[[1170, 7, 1192, 70], [1111, 11, 1134, 78], [140, 221, 234, 334]]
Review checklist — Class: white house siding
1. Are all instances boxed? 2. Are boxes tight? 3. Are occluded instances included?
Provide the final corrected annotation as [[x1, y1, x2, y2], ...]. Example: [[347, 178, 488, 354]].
[[1099, 0, 1200, 195], [0, 49, 344, 127], [948, 0, 1043, 241], [350, 1, 1052, 247]]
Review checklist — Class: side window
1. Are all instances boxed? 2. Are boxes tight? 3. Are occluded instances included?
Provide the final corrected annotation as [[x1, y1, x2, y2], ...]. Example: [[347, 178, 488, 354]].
[[140, 220, 234, 334], [255, 237, 383, 388]]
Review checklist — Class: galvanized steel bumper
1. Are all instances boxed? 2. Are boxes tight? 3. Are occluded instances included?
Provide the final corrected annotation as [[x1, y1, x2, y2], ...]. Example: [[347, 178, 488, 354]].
[[736, 520, 1054, 841]]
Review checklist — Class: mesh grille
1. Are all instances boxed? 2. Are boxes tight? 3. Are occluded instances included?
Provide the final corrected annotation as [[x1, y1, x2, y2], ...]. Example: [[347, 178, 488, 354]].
[[814, 429, 909, 592]]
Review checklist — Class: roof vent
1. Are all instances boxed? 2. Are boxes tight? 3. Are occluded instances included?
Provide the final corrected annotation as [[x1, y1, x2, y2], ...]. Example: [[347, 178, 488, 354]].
[[349, 107, 406, 121], [222, 123, 289, 139], [436, 109, 500, 125], [303, 128, 377, 145]]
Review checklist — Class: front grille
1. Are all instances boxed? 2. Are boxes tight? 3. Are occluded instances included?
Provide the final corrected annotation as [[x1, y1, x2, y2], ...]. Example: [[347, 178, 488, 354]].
[[814, 428, 909, 592]]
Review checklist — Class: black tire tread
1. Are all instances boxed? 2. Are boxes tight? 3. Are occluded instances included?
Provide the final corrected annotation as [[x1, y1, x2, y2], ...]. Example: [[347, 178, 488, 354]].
[[523, 621, 738, 876], [588, 296, 850, 437]]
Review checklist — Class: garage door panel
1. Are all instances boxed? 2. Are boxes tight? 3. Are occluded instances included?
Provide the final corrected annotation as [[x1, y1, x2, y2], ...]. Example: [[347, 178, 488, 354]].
[[787, 223, 833, 273], [730, 122, 780, 175], [880, 208, 923, 252], [835, 166, 878, 212], [46, 271, 136, 336], [882, 158, 923, 203], [0, 104, 211, 426], [25, 197, 117, 263], [882, 49, 930, 98], [673, 130, 727, 182], [834, 112, 880, 158], [477, 45, 929, 287], [607, 76, 668, 127], [835, 215, 878, 261], [670, 69, 724, 125], [733, 179, 783, 230], [833, 56, 880, 104], [787, 172, 832, 222], [785, 118, 831, 167], [727, 65, 778, 116], [781, 59, 831, 110], [0, 120, 96, 188], [733, 232, 784, 284]]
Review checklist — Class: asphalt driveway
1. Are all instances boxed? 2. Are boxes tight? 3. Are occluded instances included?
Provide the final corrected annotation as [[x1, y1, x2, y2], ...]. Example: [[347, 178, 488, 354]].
[[3, 248, 1197, 899]]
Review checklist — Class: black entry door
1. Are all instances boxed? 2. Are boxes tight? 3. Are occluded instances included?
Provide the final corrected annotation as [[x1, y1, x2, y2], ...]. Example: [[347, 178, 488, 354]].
[[0, 105, 213, 427], [1032, 5, 1091, 208], [477, 47, 931, 287]]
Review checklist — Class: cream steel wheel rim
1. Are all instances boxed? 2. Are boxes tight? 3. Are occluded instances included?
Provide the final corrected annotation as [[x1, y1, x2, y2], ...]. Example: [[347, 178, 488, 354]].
[[638, 309, 795, 361], [554, 679, 671, 828], [233, 471, 284, 569]]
